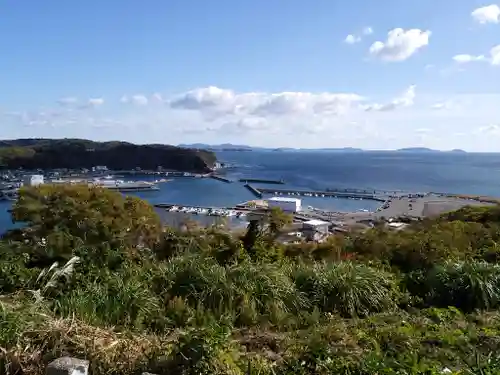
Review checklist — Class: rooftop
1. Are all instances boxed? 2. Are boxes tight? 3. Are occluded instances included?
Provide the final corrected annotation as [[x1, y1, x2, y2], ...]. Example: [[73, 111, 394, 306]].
[[268, 197, 301, 203], [303, 219, 330, 226]]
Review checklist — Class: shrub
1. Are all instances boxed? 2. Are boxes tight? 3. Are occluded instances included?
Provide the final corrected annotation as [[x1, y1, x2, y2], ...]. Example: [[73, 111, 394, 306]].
[[9, 184, 163, 267], [420, 261, 500, 311], [293, 261, 398, 317], [161, 325, 242, 375], [55, 266, 161, 329]]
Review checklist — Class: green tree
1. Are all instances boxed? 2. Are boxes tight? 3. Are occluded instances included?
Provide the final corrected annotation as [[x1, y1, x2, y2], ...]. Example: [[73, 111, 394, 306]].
[[9, 184, 163, 266]]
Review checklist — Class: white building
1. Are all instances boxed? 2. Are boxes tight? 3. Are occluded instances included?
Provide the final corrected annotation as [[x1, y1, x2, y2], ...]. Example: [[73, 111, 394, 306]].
[[92, 166, 108, 172], [267, 197, 302, 213], [302, 219, 330, 235], [23, 174, 44, 187]]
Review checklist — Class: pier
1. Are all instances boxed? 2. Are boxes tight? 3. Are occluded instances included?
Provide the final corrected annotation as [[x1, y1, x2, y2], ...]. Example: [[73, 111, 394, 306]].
[[253, 186, 387, 201], [239, 178, 285, 184], [210, 175, 233, 183], [244, 184, 263, 198], [326, 187, 410, 197]]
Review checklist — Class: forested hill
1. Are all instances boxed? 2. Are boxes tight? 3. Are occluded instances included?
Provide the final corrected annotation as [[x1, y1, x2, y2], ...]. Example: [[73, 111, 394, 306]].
[[0, 138, 217, 172]]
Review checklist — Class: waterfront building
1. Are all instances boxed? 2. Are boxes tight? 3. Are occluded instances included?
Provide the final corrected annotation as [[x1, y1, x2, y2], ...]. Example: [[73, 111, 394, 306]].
[[267, 197, 302, 213], [302, 219, 330, 234], [92, 166, 108, 172], [23, 174, 44, 187]]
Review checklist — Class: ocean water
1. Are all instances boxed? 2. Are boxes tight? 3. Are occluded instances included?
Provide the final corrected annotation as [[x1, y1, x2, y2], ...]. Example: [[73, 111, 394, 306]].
[[1, 150, 499, 234]]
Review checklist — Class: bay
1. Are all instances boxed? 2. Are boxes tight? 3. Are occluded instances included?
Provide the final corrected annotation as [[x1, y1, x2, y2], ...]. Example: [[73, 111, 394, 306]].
[[1, 150, 499, 234]]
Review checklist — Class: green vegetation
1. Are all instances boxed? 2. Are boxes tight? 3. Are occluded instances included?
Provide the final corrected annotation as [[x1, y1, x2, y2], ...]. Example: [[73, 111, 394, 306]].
[[3, 185, 500, 374], [0, 138, 217, 172]]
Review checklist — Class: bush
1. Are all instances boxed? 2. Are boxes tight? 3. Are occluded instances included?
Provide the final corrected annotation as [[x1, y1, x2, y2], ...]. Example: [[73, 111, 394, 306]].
[[293, 261, 399, 317], [419, 261, 500, 311], [9, 184, 163, 267], [151, 256, 307, 326], [161, 325, 242, 375], [55, 265, 161, 329]]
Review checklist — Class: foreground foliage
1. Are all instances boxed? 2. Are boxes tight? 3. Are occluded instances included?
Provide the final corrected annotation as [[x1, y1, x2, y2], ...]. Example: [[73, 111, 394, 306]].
[[2, 186, 500, 374]]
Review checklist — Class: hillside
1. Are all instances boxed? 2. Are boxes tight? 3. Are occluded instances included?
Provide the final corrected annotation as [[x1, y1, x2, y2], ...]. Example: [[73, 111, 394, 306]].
[[0, 138, 217, 172]]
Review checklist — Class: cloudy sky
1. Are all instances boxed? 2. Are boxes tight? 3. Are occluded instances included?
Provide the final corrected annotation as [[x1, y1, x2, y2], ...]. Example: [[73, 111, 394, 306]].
[[1, 0, 500, 151]]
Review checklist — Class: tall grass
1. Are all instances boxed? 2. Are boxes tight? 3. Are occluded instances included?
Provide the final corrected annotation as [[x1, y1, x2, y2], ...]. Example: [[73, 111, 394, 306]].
[[422, 261, 500, 311], [152, 255, 307, 326], [293, 261, 399, 317], [55, 267, 161, 329]]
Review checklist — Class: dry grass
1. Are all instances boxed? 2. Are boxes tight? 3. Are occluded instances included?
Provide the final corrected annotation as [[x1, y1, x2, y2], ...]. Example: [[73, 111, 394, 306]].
[[1, 300, 167, 375]]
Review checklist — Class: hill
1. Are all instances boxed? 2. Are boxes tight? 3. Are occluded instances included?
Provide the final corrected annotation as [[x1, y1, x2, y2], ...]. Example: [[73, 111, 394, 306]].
[[178, 143, 255, 151], [0, 138, 217, 172]]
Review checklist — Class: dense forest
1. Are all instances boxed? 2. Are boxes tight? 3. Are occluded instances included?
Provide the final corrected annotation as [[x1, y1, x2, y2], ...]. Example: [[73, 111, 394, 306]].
[[0, 138, 217, 172], [3, 184, 500, 374]]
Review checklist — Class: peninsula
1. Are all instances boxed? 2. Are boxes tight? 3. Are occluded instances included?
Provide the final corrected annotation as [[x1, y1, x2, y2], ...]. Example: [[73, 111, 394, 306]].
[[0, 138, 217, 172]]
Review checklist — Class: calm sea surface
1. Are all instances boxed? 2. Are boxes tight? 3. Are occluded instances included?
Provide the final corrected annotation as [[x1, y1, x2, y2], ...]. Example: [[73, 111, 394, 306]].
[[1, 150, 499, 234]]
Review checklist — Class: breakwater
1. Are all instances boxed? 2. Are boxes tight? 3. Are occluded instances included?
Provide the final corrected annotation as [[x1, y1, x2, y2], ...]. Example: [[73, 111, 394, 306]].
[[253, 186, 387, 201], [244, 184, 263, 197], [239, 178, 285, 184], [210, 175, 233, 183]]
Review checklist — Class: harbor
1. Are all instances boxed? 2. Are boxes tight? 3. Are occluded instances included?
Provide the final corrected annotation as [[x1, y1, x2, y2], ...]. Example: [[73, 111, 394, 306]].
[[243, 184, 388, 201], [238, 178, 285, 184], [1, 164, 499, 236]]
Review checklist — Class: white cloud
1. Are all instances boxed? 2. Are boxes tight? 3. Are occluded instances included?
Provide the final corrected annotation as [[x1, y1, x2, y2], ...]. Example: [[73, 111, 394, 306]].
[[452, 45, 500, 66], [477, 124, 500, 135], [490, 45, 500, 65], [170, 86, 363, 117], [431, 101, 452, 110], [471, 4, 500, 24], [152, 93, 164, 103], [452, 54, 485, 63], [170, 86, 238, 110], [57, 97, 78, 106], [363, 26, 373, 35], [344, 27, 373, 44], [5, 88, 500, 151], [369, 28, 431, 61], [344, 34, 361, 44], [87, 98, 104, 107], [363, 85, 416, 111]]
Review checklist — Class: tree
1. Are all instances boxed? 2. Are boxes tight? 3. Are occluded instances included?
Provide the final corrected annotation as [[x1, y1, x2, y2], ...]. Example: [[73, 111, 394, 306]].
[[267, 207, 293, 237], [9, 184, 163, 266]]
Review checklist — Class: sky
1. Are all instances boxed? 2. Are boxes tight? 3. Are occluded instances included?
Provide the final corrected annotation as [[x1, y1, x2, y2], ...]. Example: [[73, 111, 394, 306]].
[[1, 0, 500, 151]]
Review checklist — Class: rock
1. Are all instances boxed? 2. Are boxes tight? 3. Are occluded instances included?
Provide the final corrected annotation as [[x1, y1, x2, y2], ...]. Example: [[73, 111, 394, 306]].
[[46, 357, 89, 375]]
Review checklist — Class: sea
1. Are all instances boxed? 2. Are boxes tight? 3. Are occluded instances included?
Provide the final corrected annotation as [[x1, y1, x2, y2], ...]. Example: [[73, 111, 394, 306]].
[[1, 150, 499, 234]]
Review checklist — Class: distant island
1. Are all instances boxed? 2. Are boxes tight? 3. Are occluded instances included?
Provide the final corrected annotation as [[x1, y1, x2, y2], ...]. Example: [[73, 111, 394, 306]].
[[396, 147, 467, 153], [178, 143, 254, 152], [0, 139, 217, 172], [179, 143, 468, 153]]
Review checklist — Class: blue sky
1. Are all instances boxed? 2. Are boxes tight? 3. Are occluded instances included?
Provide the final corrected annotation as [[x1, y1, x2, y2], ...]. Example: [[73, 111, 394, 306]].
[[1, 0, 500, 150]]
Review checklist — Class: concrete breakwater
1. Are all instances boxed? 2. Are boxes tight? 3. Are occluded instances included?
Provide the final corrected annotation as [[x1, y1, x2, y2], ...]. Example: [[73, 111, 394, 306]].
[[239, 178, 285, 184], [244, 183, 263, 197], [210, 175, 233, 183], [252, 185, 387, 201]]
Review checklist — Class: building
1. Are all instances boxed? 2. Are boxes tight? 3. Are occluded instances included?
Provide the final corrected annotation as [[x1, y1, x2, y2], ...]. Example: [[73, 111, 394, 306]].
[[302, 219, 330, 235], [92, 166, 108, 172], [23, 174, 44, 187], [267, 197, 302, 213]]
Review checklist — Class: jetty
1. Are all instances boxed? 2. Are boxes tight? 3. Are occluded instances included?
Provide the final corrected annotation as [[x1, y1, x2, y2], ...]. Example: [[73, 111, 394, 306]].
[[251, 185, 387, 201], [239, 178, 285, 184], [244, 184, 263, 198], [210, 175, 233, 183]]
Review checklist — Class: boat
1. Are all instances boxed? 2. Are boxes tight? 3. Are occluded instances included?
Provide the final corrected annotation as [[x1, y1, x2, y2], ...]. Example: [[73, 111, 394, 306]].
[[91, 179, 159, 191]]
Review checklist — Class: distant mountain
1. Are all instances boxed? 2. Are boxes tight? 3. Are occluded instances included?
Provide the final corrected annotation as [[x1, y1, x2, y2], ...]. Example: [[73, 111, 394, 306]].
[[396, 147, 468, 154], [396, 147, 437, 153], [178, 143, 254, 151], [0, 138, 217, 172], [272, 147, 364, 152]]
